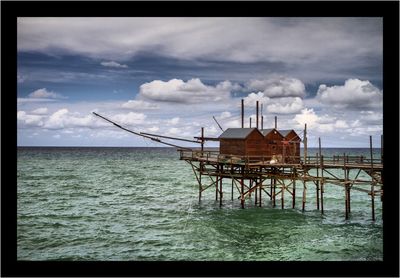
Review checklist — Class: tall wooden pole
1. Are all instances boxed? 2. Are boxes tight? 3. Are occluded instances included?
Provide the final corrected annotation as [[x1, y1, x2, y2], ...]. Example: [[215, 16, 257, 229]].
[[381, 134, 383, 164], [319, 137, 324, 214], [370, 135, 375, 221], [292, 168, 296, 209], [256, 101, 259, 129], [201, 127, 204, 152], [241, 99, 244, 128], [303, 123, 308, 212], [261, 116, 264, 130], [304, 124, 307, 164], [220, 172, 223, 207], [316, 152, 320, 210]]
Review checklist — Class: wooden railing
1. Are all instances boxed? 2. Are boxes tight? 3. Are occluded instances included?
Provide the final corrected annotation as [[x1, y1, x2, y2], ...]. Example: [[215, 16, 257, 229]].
[[178, 150, 383, 168]]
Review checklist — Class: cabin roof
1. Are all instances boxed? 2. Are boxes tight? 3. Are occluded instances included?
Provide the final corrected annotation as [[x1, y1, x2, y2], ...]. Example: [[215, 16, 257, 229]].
[[279, 129, 294, 137], [218, 128, 262, 139], [260, 128, 283, 137], [279, 129, 301, 141]]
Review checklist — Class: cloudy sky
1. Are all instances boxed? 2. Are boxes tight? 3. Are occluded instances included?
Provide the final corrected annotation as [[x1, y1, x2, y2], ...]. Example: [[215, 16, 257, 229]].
[[17, 17, 383, 147]]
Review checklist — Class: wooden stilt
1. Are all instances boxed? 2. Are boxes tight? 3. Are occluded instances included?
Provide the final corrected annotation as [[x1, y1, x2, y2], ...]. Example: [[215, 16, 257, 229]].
[[241, 167, 244, 209], [371, 183, 375, 221], [316, 153, 320, 210], [231, 166, 234, 201], [270, 178, 273, 200], [292, 169, 296, 209], [292, 179, 296, 209], [302, 180, 306, 212], [345, 183, 349, 220], [320, 181, 324, 214], [273, 179, 276, 207], [199, 163, 203, 203], [241, 180, 245, 209], [216, 165, 219, 201], [219, 174, 223, 207], [318, 139, 324, 215], [259, 177, 262, 207], [281, 181, 285, 209], [255, 184, 258, 205], [231, 179, 234, 201]]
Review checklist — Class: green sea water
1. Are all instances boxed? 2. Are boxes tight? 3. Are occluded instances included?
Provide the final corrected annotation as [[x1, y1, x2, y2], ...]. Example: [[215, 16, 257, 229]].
[[17, 147, 383, 261]]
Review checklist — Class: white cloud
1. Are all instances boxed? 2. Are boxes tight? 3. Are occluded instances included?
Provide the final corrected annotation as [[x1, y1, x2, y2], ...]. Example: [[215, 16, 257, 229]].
[[53, 134, 61, 139], [147, 126, 159, 132], [166, 117, 180, 125], [112, 112, 147, 126], [121, 100, 159, 110], [243, 92, 268, 106], [17, 111, 44, 127], [18, 98, 56, 104], [316, 79, 382, 109], [247, 77, 306, 98], [266, 97, 303, 114], [292, 108, 351, 133], [243, 92, 303, 114], [219, 111, 232, 119], [360, 111, 382, 125], [139, 78, 231, 103], [31, 107, 48, 115], [28, 88, 65, 99], [101, 61, 128, 68], [43, 108, 110, 129]]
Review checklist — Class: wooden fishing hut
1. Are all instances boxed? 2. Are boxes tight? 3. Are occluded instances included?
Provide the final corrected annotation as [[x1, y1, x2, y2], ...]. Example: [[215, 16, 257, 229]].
[[260, 128, 284, 160], [279, 129, 301, 163], [219, 128, 265, 156]]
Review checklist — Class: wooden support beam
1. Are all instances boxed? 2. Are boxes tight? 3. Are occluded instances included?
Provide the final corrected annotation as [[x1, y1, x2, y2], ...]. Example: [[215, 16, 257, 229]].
[[241, 99, 244, 128], [302, 179, 307, 212], [292, 171, 296, 209], [220, 173, 223, 207], [316, 153, 320, 210], [256, 101, 259, 129], [259, 177, 262, 207], [273, 178, 276, 207], [261, 115, 264, 130], [371, 183, 375, 221]]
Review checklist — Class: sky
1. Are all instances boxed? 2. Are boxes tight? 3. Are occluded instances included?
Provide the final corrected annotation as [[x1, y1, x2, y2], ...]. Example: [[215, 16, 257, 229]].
[[17, 17, 383, 148]]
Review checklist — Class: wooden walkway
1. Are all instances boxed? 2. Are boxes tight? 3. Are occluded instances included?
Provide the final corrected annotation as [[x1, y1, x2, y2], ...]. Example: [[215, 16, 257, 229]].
[[179, 149, 383, 220]]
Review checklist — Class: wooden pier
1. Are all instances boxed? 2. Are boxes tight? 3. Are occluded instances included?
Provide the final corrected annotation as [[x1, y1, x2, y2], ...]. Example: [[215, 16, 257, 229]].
[[92, 103, 383, 221], [179, 144, 383, 220]]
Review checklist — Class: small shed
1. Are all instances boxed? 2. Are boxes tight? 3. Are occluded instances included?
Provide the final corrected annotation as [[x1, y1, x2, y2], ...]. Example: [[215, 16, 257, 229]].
[[260, 128, 285, 158], [279, 129, 301, 162], [219, 128, 264, 156]]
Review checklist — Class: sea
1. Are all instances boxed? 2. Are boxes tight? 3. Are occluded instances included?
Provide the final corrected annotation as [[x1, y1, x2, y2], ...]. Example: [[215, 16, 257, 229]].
[[17, 147, 383, 261]]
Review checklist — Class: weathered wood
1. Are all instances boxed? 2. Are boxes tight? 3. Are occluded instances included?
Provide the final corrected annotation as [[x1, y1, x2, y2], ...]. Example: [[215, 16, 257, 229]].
[[302, 179, 307, 212], [241, 99, 244, 128], [256, 101, 259, 129]]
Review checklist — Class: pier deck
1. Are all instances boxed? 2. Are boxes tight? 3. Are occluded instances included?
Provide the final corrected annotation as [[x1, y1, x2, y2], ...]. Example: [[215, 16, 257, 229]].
[[179, 149, 383, 220]]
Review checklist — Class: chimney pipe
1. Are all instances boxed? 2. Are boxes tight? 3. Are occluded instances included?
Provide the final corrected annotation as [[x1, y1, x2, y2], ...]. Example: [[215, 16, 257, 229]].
[[250, 117, 252, 128], [241, 99, 244, 128], [275, 116, 277, 129], [256, 101, 259, 129]]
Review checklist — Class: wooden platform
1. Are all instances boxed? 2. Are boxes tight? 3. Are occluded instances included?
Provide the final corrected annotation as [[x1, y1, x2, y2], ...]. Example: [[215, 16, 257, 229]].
[[178, 149, 383, 220]]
